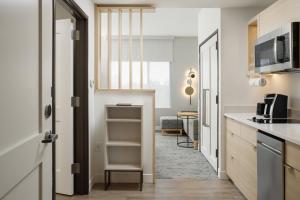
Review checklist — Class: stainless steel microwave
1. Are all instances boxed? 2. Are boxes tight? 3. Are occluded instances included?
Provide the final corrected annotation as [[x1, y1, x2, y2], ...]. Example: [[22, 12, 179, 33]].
[[255, 22, 300, 73]]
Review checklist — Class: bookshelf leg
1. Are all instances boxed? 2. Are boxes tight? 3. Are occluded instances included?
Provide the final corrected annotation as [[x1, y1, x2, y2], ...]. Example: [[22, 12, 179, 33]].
[[108, 170, 111, 188], [104, 170, 107, 191]]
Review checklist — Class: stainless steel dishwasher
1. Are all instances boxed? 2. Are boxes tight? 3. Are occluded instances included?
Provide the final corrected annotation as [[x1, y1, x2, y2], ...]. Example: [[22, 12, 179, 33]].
[[257, 131, 284, 200]]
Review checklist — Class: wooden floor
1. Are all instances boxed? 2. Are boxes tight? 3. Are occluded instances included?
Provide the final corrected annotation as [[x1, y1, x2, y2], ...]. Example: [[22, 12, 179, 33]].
[[57, 179, 245, 200]]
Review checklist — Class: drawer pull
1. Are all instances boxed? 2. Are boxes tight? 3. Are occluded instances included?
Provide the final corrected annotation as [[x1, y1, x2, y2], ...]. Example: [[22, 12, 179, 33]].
[[285, 164, 300, 173]]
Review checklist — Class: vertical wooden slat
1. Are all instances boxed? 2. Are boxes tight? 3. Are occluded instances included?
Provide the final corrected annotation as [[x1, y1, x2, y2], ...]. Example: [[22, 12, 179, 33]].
[[118, 9, 122, 89], [95, 7, 100, 90], [129, 9, 132, 89], [140, 8, 144, 89], [108, 9, 112, 89]]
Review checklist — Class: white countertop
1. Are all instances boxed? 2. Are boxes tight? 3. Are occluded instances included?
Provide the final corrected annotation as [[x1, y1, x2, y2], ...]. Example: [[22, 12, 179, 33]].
[[224, 113, 300, 146]]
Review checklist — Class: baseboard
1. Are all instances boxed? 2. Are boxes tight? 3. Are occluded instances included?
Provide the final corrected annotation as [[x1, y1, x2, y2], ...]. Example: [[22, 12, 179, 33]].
[[89, 176, 95, 192], [218, 169, 228, 180], [94, 173, 153, 183]]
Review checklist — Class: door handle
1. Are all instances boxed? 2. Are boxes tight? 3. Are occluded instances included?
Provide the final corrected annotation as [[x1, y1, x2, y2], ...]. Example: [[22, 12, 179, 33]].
[[44, 104, 52, 118], [202, 89, 210, 127], [42, 131, 58, 143]]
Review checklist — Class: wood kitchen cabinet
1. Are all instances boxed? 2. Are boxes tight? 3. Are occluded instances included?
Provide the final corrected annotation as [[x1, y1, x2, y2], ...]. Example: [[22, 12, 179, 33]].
[[226, 118, 257, 200], [258, 0, 300, 37], [285, 142, 300, 200]]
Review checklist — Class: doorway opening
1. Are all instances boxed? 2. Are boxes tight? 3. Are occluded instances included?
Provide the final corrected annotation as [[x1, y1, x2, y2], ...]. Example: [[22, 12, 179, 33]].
[[148, 10, 217, 181], [53, 0, 89, 197]]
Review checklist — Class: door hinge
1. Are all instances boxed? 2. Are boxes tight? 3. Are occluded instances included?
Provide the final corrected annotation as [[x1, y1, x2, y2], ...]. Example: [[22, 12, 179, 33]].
[[216, 95, 219, 104], [215, 149, 219, 158], [51, 86, 54, 98], [71, 163, 80, 174], [216, 41, 218, 50], [72, 30, 80, 41], [71, 96, 80, 107]]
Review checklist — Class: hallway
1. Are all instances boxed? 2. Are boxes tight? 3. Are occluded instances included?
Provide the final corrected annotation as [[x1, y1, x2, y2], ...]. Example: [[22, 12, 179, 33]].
[[156, 133, 217, 179], [57, 179, 245, 200]]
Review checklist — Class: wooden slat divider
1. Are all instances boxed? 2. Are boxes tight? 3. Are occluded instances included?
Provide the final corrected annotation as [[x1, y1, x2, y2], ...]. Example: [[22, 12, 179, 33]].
[[118, 9, 122, 89], [140, 8, 144, 89], [129, 9, 133, 89], [96, 7, 150, 90], [108, 9, 112, 89], [95, 7, 101, 89]]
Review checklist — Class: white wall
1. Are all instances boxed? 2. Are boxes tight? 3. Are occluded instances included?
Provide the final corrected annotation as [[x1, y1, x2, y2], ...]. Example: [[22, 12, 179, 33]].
[[219, 7, 272, 178], [94, 91, 155, 183], [198, 8, 221, 44], [111, 8, 200, 37], [72, 0, 95, 190], [198, 8, 270, 179], [156, 37, 198, 125]]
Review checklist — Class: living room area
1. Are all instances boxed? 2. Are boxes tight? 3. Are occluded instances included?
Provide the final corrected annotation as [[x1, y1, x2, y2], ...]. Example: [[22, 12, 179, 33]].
[[149, 9, 217, 180]]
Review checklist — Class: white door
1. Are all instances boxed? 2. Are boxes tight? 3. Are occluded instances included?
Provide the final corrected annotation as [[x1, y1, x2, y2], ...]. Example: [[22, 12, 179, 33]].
[[0, 0, 53, 200], [200, 34, 218, 171], [55, 19, 74, 195]]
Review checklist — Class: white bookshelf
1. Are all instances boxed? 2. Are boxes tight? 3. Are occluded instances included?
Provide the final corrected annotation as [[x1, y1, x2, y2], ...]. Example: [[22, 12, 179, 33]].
[[104, 105, 143, 174]]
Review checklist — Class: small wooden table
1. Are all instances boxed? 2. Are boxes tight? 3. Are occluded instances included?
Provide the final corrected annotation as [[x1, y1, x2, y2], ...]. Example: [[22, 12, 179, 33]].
[[177, 111, 198, 148]]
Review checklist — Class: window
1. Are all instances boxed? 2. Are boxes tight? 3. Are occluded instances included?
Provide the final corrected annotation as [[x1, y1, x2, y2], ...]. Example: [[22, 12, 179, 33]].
[[143, 62, 170, 108], [111, 61, 171, 108]]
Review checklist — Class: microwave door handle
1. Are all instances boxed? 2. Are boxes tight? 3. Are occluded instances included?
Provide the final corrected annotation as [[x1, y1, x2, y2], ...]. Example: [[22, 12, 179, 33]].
[[274, 38, 278, 63]]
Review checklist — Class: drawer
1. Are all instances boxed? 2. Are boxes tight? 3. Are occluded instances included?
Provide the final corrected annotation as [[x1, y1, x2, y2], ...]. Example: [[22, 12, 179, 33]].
[[226, 148, 240, 184], [286, 142, 300, 171], [239, 139, 257, 175], [240, 124, 257, 146], [226, 131, 241, 182], [226, 118, 241, 136], [285, 165, 300, 200], [226, 131, 241, 158]]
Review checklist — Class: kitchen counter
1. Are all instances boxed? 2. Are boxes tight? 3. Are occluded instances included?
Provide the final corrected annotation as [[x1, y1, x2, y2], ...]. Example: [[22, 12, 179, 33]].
[[224, 113, 300, 146]]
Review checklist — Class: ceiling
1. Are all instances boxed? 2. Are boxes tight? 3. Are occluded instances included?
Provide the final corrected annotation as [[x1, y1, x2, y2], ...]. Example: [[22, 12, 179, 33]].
[[94, 0, 277, 8]]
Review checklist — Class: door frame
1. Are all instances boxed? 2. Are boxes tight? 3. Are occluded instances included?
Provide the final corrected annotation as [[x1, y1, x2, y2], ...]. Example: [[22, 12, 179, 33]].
[[198, 30, 219, 171], [52, 0, 89, 197]]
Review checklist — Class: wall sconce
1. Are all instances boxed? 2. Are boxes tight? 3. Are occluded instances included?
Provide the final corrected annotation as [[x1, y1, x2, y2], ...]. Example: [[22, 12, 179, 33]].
[[185, 68, 196, 105]]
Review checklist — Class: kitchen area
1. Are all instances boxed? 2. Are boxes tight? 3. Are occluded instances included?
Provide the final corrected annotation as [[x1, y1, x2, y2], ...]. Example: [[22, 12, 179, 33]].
[[198, 0, 300, 200], [223, 0, 300, 199]]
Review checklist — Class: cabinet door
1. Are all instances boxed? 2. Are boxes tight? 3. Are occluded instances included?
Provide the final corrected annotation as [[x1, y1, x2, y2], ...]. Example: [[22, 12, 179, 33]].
[[286, 142, 300, 170], [259, 0, 300, 36], [238, 139, 257, 200], [285, 166, 300, 200], [226, 131, 241, 183]]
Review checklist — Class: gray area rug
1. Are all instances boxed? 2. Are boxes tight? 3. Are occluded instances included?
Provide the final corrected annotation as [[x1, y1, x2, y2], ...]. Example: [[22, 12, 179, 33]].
[[156, 133, 217, 179]]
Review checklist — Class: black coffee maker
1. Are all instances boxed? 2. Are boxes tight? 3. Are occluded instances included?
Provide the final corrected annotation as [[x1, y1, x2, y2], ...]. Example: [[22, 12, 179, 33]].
[[263, 94, 288, 118]]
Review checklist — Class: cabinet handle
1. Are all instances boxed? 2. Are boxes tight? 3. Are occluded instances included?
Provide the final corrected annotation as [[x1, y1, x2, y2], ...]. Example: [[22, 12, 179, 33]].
[[284, 164, 294, 171], [285, 164, 300, 173], [231, 156, 234, 160]]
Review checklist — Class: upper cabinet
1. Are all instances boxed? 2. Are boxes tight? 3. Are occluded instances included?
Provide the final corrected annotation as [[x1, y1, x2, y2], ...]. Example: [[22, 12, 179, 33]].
[[259, 0, 300, 37]]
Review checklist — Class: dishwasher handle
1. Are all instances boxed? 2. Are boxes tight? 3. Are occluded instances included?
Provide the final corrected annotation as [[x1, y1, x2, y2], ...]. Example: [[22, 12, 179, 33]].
[[257, 140, 282, 155]]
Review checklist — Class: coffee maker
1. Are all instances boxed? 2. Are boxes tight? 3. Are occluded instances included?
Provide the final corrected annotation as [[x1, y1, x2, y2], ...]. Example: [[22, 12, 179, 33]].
[[263, 94, 288, 118]]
